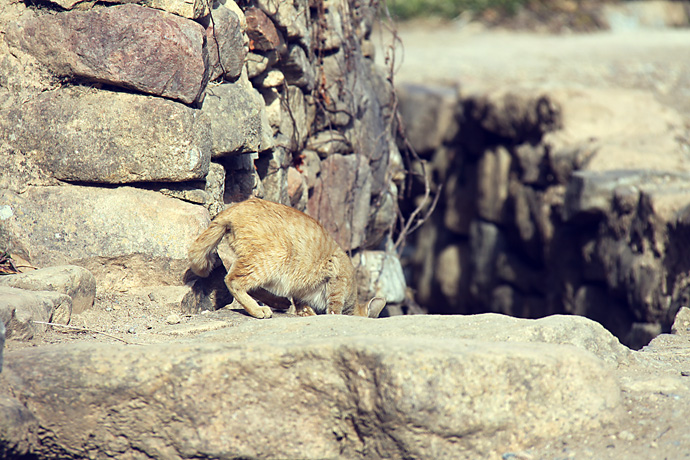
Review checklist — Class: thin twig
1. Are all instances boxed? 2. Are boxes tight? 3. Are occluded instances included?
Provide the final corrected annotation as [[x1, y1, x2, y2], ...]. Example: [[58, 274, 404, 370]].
[[393, 161, 442, 251], [14, 264, 39, 270], [391, 106, 443, 251], [32, 321, 141, 345], [376, 0, 442, 253]]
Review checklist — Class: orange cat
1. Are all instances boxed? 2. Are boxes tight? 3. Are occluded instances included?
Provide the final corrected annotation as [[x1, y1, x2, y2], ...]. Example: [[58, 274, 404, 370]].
[[188, 198, 386, 319]]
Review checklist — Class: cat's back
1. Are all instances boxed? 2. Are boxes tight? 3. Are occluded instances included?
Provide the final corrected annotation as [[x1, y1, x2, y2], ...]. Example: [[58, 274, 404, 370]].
[[224, 198, 339, 256]]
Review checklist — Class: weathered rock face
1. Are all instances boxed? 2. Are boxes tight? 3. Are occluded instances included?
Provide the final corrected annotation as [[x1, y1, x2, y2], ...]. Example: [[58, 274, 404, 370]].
[[354, 250, 407, 305], [6, 4, 209, 104], [0, 87, 212, 185], [41, 0, 211, 19], [204, 2, 246, 81], [202, 78, 267, 157], [0, 314, 623, 459], [0, 185, 209, 275], [307, 154, 372, 251], [0, 286, 71, 341], [401, 84, 690, 348]]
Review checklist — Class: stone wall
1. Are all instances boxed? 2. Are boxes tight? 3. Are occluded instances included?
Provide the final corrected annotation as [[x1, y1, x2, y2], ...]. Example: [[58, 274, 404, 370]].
[[400, 83, 690, 348], [0, 0, 405, 308]]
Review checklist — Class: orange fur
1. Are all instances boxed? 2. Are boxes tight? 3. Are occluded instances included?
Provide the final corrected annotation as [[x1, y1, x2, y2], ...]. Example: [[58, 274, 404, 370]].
[[188, 198, 385, 319]]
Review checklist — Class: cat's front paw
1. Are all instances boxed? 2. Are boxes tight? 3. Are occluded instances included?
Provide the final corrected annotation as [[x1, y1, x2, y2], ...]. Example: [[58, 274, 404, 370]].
[[255, 306, 273, 319]]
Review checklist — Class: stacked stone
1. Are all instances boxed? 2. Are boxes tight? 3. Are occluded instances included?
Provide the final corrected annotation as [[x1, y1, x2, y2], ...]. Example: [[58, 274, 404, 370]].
[[0, 0, 405, 323], [399, 83, 690, 348]]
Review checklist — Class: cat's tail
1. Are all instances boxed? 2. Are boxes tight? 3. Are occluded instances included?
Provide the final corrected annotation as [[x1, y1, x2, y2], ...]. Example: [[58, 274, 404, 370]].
[[188, 214, 230, 278]]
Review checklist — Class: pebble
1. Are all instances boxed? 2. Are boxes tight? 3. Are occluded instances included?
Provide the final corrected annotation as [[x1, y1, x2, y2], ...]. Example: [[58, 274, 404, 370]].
[[618, 430, 635, 441], [165, 314, 182, 325], [502, 452, 533, 460]]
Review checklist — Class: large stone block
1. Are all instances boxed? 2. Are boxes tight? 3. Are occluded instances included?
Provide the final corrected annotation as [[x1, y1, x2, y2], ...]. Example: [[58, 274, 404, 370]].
[[468, 89, 562, 142], [307, 154, 372, 251], [443, 161, 478, 236], [349, 59, 395, 197], [435, 243, 471, 308], [245, 7, 283, 52], [205, 2, 246, 81], [39, 0, 211, 19], [282, 44, 315, 90], [397, 83, 460, 155], [366, 181, 399, 247], [469, 220, 504, 302], [0, 20, 59, 112], [202, 79, 267, 157], [0, 266, 96, 314], [477, 145, 511, 223], [263, 85, 309, 150], [353, 250, 406, 304], [543, 88, 688, 176], [6, 4, 208, 104], [0, 185, 209, 271], [254, 0, 308, 41], [0, 87, 211, 184], [256, 148, 290, 205], [286, 166, 308, 210]]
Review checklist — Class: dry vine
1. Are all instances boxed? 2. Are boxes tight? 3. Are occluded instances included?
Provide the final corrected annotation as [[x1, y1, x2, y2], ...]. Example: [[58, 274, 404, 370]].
[[376, 0, 442, 253], [32, 321, 142, 345], [236, 0, 440, 257]]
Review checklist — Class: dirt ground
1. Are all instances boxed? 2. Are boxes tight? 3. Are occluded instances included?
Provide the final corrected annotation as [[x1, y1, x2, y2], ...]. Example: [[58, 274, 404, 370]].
[[5, 290, 292, 350], [379, 21, 690, 116], [5, 21, 690, 460]]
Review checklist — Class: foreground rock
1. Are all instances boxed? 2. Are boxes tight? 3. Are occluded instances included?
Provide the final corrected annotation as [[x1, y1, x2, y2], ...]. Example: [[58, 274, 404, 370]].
[[0, 286, 71, 341], [0, 265, 96, 314], [0, 314, 622, 459], [6, 4, 209, 104], [0, 316, 4, 372]]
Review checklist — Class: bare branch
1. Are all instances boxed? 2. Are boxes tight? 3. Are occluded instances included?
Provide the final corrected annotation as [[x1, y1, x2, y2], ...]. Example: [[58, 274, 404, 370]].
[[375, 1, 442, 254], [32, 321, 142, 345]]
